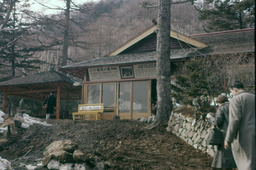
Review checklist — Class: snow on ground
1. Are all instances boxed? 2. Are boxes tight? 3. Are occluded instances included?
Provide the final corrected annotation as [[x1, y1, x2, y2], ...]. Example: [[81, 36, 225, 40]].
[[0, 110, 5, 124], [0, 110, 51, 133], [21, 113, 52, 128], [47, 160, 87, 170], [0, 156, 12, 170]]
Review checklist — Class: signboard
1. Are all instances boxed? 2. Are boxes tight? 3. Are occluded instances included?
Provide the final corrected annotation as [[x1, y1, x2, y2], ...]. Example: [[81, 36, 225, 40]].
[[134, 63, 156, 78], [88, 66, 120, 81], [80, 105, 102, 111], [120, 66, 134, 79]]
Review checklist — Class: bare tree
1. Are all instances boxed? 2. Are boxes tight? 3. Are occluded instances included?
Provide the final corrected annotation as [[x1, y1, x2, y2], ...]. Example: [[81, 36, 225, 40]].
[[62, 0, 71, 66], [147, 0, 171, 129]]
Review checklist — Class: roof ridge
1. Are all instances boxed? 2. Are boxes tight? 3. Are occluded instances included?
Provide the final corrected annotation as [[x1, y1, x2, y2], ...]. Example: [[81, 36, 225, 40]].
[[189, 28, 255, 37]]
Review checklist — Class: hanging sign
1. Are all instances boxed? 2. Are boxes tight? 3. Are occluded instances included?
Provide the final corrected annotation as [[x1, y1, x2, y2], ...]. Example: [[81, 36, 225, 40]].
[[88, 66, 120, 81], [134, 63, 156, 78]]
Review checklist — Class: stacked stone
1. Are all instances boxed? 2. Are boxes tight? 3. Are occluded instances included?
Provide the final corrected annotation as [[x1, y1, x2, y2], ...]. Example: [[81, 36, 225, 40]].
[[138, 116, 155, 123], [42, 140, 91, 169], [167, 112, 216, 157]]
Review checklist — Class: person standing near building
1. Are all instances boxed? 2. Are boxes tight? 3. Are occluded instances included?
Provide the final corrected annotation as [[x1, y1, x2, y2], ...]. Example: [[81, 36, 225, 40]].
[[224, 81, 255, 170], [210, 95, 237, 169], [43, 91, 56, 119]]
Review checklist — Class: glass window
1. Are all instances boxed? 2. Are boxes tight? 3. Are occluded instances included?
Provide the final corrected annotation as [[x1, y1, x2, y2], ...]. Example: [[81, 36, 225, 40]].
[[118, 82, 130, 113], [87, 84, 100, 104], [102, 83, 115, 108], [133, 81, 148, 113]]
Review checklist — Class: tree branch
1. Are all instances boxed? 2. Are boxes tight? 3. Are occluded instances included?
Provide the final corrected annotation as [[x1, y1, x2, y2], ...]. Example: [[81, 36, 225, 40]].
[[1, 0, 15, 30]]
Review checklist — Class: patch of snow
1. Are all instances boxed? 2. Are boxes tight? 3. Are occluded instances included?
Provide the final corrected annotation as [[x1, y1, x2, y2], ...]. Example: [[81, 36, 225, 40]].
[[0, 127, 7, 133], [173, 102, 182, 108], [47, 160, 87, 170], [47, 160, 60, 169], [0, 110, 5, 123], [0, 112, 51, 133], [0, 156, 13, 170], [21, 114, 52, 129], [25, 164, 38, 170]]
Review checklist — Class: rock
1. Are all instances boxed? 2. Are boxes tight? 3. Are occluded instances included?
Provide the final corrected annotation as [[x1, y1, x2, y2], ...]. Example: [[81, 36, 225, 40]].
[[188, 139, 193, 145], [73, 150, 87, 163], [174, 124, 179, 133], [166, 126, 172, 132], [0, 156, 12, 170], [178, 128, 183, 134], [43, 140, 78, 157], [201, 130, 207, 139], [147, 116, 153, 123], [208, 149, 215, 157], [192, 133, 198, 141], [139, 117, 145, 122], [14, 116, 24, 128], [0, 139, 9, 146], [51, 150, 74, 163], [186, 124, 192, 131], [187, 131, 193, 138], [193, 144, 198, 149], [42, 155, 53, 167]]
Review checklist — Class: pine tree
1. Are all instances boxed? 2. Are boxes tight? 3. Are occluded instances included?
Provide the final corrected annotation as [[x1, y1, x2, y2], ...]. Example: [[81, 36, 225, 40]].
[[171, 58, 210, 106], [0, 1, 46, 78], [198, 0, 255, 32]]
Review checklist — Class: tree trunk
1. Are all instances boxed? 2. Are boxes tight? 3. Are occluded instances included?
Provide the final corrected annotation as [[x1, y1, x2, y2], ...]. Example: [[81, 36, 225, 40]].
[[62, 0, 71, 66], [155, 0, 171, 123], [11, 1, 16, 77]]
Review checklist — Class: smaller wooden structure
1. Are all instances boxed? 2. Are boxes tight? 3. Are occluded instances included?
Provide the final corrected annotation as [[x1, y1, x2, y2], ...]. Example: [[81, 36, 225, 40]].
[[72, 103, 104, 120], [0, 70, 81, 119]]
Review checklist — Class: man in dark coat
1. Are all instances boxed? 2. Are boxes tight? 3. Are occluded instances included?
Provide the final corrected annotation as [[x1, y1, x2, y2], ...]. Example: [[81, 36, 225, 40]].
[[211, 95, 237, 169], [43, 91, 56, 119], [224, 81, 255, 170]]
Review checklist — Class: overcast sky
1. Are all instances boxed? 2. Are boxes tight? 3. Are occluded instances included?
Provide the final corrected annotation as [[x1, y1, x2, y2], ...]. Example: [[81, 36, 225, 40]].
[[30, 0, 98, 15]]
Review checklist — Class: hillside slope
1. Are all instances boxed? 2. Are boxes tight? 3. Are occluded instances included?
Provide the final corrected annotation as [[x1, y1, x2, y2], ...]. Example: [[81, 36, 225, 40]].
[[0, 119, 212, 169]]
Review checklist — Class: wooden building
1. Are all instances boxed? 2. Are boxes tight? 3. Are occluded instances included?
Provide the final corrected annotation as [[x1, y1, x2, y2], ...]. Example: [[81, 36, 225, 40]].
[[0, 71, 81, 119], [60, 25, 255, 120]]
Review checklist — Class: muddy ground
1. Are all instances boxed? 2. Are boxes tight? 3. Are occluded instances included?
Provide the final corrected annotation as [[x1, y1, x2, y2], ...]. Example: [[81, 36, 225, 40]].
[[0, 118, 213, 169]]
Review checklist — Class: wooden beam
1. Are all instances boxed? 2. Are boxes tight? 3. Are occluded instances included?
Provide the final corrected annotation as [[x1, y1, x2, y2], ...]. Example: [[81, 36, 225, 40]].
[[130, 82, 133, 119], [7, 89, 57, 95], [108, 25, 208, 56], [115, 82, 119, 116], [170, 30, 208, 48], [148, 80, 151, 114], [56, 86, 61, 119]]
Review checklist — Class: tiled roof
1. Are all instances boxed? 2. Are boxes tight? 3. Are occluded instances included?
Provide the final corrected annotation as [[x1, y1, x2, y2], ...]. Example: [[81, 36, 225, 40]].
[[61, 48, 198, 69], [61, 28, 254, 71], [190, 28, 254, 55], [0, 70, 75, 86]]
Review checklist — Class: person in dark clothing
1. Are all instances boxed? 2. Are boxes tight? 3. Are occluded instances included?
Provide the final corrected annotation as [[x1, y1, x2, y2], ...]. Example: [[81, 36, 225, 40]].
[[210, 95, 237, 170], [151, 102, 157, 121], [43, 91, 56, 119]]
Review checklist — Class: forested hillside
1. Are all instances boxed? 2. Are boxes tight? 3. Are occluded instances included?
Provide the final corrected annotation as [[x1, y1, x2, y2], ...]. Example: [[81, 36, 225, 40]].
[[0, 0, 204, 79], [36, 0, 204, 70], [1, 0, 253, 79]]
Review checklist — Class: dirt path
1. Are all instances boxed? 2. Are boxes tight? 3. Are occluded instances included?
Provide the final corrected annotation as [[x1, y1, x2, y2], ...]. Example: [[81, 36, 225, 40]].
[[0, 119, 213, 169]]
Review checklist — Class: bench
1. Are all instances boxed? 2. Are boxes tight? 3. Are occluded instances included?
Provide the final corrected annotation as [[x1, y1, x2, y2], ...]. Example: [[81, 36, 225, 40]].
[[72, 103, 104, 120]]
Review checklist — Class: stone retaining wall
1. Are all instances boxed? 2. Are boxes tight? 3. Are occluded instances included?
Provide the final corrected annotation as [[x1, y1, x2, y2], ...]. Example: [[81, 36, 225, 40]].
[[166, 112, 216, 157]]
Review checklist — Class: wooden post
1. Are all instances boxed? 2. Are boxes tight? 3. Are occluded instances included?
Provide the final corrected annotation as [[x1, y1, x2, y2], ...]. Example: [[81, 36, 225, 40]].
[[2, 88, 7, 113], [148, 80, 151, 114], [56, 86, 61, 119], [130, 82, 133, 119], [82, 73, 86, 104]]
